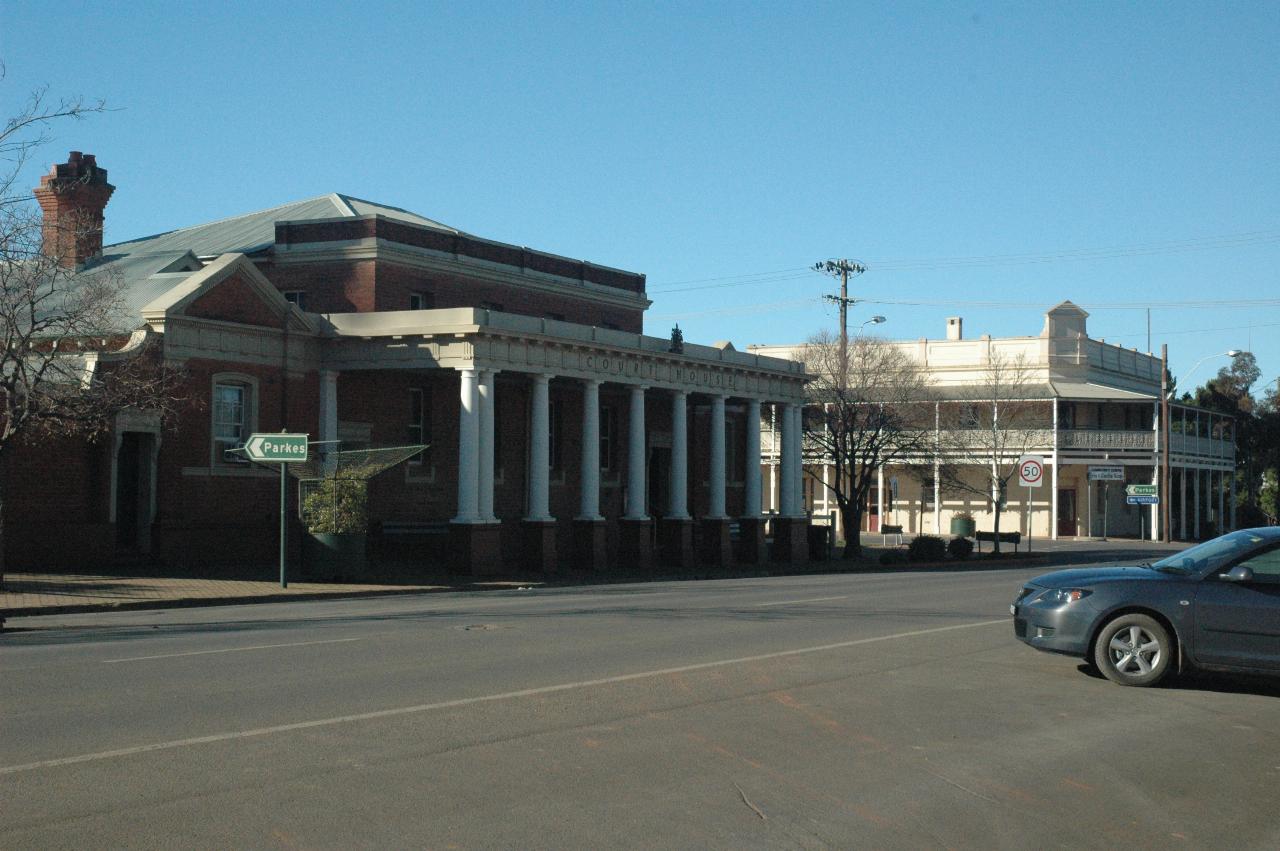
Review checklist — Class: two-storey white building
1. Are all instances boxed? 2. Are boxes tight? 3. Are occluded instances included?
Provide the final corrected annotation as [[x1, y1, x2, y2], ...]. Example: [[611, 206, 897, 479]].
[[751, 302, 1237, 543]]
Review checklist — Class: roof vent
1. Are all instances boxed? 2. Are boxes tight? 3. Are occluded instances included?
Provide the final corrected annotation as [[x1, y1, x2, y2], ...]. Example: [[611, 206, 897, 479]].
[[946, 317, 963, 341]]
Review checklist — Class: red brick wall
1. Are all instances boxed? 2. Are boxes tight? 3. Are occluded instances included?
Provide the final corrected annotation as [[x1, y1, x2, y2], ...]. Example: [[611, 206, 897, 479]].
[[258, 257, 643, 332], [186, 274, 284, 327]]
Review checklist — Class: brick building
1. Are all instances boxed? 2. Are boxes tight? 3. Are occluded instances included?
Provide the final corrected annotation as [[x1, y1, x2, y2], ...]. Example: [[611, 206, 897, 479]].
[[7, 152, 810, 574]]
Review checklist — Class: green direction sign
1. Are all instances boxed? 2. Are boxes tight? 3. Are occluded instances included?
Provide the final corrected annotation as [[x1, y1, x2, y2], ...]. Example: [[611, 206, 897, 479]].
[[245, 433, 309, 463], [1126, 484, 1158, 496]]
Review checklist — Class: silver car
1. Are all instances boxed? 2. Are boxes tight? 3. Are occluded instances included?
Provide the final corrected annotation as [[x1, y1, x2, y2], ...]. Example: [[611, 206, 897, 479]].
[[1013, 528, 1280, 686]]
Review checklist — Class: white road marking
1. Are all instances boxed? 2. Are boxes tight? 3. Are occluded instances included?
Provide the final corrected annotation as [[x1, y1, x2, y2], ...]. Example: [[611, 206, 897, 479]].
[[1, 618, 1005, 776], [103, 637, 363, 664], [751, 595, 849, 607]]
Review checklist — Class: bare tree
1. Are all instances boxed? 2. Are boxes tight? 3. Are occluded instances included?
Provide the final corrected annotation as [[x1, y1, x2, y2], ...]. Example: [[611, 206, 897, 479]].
[[937, 353, 1050, 553], [0, 71, 181, 586], [799, 331, 934, 558]]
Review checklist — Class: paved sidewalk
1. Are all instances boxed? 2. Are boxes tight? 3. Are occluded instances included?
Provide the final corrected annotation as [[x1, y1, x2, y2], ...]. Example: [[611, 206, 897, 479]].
[[1, 569, 531, 619]]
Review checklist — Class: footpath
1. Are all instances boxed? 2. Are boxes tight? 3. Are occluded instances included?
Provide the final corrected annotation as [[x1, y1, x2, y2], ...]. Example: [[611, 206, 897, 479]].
[[0, 568, 531, 622], [1, 538, 1185, 626]]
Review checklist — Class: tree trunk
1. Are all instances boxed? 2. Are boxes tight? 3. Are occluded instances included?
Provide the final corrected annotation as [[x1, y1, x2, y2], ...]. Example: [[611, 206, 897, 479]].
[[841, 503, 863, 558], [993, 497, 1003, 555]]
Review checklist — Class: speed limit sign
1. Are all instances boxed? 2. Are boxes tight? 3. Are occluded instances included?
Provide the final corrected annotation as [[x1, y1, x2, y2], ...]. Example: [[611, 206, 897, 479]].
[[1017, 454, 1045, 488]]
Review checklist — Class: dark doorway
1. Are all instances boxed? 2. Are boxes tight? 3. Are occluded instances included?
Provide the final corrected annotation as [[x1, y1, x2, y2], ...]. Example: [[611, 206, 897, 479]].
[[1057, 488, 1077, 537], [648, 447, 670, 518], [116, 433, 142, 548], [867, 486, 880, 532]]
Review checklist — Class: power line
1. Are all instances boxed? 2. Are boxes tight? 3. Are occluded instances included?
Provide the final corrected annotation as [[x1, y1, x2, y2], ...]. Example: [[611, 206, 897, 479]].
[[647, 225, 1280, 294]]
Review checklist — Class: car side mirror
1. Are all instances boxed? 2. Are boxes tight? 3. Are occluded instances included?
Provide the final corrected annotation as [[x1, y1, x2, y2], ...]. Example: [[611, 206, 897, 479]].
[[1223, 566, 1255, 583]]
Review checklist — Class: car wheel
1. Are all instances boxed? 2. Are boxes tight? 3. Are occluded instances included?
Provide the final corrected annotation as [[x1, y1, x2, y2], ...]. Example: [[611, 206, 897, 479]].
[[1093, 614, 1172, 687]]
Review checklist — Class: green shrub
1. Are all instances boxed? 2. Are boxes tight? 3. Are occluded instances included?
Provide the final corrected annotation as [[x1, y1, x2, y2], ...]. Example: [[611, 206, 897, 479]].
[[879, 549, 908, 566], [302, 479, 368, 534], [947, 536, 974, 560], [908, 535, 947, 562]]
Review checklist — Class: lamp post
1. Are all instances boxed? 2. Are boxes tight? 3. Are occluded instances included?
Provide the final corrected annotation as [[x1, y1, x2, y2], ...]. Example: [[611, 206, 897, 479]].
[[1181, 350, 1242, 388], [859, 315, 886, 335]]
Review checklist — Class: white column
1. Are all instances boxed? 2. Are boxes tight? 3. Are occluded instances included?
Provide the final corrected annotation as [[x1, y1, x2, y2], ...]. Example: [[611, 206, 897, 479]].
[[779, 403, 794, 517], [1194, 466, 1201, 538], [788, 401, 798, 514], [453, 368, 480, 523], [876, 466, 885, 530], [318, 369, 339, 472], [578, 379, 602, 521], [669, 390, 689, 519], [1217, 469, 1225, 533], [318, 369, 339, 447], [525, 374, 552, 522], [1179, 466, 1187, 540], [1151, 401, 1160, 541], [933, 401, 942, 534], [769, 404, 778, 512], [780, 402, 799, 517], [1230, 469, 1237, 532], [1051, 398, 1059, 540], [625, 385, 648, 520], [478, 369, 497, 523], [708, 394, 727, 519], [744, 399, 762, 517]]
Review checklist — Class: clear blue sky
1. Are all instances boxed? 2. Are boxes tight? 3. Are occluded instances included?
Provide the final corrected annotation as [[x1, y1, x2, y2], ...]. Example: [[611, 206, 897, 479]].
[[5, 1, 1278, 392]]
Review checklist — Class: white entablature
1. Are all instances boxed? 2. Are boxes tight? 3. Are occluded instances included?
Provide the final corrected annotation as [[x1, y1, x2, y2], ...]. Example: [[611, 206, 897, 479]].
[[318, 307, 809, 402]]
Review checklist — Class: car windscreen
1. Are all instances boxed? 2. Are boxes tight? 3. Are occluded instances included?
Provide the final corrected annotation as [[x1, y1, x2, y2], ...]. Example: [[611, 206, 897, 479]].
[[1152, 531, 1270, 575]]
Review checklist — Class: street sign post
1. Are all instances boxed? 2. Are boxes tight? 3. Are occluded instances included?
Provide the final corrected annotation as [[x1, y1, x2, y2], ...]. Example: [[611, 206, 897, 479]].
[[1127, 495, 1160, 506], [1088, 465, 1124, 482], [245, 432, 309, 588], [1017, 455, 1045, 553]]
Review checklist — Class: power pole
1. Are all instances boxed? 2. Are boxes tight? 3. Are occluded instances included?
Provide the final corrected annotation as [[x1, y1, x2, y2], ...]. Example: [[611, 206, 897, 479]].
[[1161, 343, 1171, 542], [814, 259, 866, 384]]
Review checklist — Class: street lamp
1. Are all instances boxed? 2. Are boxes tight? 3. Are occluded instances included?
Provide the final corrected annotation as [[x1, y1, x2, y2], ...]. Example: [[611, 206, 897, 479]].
[[859, 316, 886, 335], [1181, 350, 1242, 387]]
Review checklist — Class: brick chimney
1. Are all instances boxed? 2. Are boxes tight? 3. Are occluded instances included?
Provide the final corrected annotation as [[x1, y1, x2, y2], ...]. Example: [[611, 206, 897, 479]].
[[33, 151, 115, 268]]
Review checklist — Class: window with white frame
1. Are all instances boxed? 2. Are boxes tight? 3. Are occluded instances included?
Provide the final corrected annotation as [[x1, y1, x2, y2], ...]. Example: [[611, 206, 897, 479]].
[[282, 291, 306, 310], [212, 379, 253, 464], [408, 387, 431, 465], [409, 292, 434, 310]]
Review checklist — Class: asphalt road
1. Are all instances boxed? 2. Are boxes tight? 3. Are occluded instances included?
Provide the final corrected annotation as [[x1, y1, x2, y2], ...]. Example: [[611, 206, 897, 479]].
[[4, 560, 1280, 849]]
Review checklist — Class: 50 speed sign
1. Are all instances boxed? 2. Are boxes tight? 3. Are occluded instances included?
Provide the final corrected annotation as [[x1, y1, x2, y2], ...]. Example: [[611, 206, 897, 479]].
[[1016, 454, 1045, 488]]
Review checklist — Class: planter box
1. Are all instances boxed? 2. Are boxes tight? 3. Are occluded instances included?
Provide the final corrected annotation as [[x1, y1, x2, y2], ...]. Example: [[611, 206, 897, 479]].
[[303, 532, 368, 581], [950, 517, 976, 538]]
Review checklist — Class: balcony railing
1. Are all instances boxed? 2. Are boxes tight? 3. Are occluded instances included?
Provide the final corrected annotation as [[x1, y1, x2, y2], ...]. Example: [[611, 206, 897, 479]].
[[1059, 429, 1153, 451]]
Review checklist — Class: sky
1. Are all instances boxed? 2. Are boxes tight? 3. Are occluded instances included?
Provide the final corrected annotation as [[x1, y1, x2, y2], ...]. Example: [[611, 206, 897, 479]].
[[4, 1, 1278, 394]]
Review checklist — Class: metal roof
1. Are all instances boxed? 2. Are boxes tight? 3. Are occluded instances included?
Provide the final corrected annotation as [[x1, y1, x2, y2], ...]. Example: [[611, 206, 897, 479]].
[[80, 194, 462, 331], [105, 193, 457, 259]]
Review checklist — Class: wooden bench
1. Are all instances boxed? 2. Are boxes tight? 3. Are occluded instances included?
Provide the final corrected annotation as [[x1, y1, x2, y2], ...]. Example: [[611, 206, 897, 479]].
[[880, 524, 904, 546], [975, 530, 1021, 553]]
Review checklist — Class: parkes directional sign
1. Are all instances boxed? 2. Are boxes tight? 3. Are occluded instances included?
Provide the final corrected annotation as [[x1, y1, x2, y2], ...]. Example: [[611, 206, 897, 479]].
[[1126, 484, 1158, 496], [245, 433, 309, 463], [1017, 454, 1045, 488]]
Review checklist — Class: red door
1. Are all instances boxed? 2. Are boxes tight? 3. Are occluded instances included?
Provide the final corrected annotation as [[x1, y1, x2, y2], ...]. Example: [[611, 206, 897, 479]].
[[867, 486, 880, 532], [1057, 489, 1077, 537]]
